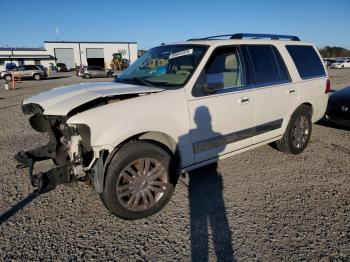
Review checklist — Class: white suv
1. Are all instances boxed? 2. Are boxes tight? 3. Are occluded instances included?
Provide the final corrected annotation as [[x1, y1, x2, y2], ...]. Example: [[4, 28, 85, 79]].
[[15, 33, 330, 219]]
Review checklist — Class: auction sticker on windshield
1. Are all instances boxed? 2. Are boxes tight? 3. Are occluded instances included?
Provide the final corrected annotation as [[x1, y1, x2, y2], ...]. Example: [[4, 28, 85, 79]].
[[169, 49, 193, 59]]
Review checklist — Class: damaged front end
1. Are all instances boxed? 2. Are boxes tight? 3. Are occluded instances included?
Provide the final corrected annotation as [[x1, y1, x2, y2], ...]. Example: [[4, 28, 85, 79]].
[[14, 103, 99, 193]]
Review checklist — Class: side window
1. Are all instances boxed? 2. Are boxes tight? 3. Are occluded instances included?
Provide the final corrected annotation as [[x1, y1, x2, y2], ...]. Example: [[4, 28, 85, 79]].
[[286, 45, 326, 79], [25, 65, 37, 70], [247, 45, 289, 84], [205, 47, 245, 89]]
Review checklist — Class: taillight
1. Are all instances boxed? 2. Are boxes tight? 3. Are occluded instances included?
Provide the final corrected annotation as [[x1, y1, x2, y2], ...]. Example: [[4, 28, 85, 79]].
[[325, 79, 331, 94]]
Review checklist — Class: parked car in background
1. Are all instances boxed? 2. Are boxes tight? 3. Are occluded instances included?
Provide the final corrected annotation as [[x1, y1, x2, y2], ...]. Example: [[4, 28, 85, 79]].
[[331, 59, 350, 69], [76, 65, 87, 76], [323, 59, 336, 69], [80, 65, 113, 78], [56, 63, 68, 72], [326, 86, 350, 124], [15, 33, 330, 220], [1, 65, 47, 81]]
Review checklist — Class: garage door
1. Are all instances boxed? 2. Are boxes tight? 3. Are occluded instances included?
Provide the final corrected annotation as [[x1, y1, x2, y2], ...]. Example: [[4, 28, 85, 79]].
[[55, 48, 74, 69], [86, 48, 105, 68]]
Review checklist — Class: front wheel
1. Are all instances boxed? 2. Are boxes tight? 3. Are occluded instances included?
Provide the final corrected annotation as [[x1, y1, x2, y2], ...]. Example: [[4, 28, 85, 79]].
[[274, 105, 312, 155], [100, 141, 178, 220], [4, 74, 12, 81]]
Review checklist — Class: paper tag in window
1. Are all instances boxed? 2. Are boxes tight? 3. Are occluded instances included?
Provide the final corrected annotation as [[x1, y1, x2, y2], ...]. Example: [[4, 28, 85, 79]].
[[169, 49, 193, 59]]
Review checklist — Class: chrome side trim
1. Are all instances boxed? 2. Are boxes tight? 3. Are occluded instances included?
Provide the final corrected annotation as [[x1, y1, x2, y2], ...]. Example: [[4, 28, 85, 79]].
[[193, 119, 283, 154]]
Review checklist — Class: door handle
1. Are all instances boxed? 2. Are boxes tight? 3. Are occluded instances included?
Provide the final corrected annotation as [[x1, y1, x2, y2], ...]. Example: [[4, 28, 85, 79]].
[[288, 88, 296, 94], [239, 97, 249, 104]]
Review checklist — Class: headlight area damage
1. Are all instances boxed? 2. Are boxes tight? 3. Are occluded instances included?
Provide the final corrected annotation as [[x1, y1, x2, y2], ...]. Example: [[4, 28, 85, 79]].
[[13, 82, 164, 194], [14, 101, 110, 193]]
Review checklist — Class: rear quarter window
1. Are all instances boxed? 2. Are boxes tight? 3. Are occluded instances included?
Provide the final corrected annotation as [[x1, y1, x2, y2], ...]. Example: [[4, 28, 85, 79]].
[[286, 45, 326, 79]]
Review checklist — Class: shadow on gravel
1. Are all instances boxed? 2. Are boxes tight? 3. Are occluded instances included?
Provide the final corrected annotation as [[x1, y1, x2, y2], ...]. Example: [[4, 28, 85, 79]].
[[187, 164, 235, 262], [179, 106, 235, 262], [0, 192, 39, 225], [316, 118, 350, 131]]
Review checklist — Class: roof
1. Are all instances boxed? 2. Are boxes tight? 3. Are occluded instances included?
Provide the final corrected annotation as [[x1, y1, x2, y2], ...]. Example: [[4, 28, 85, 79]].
[[0, 47, 46, 51], [0, 55, 56, 60], [187, 33, 301, 41], [44, 40, 137, 44], [169, 39, 312, 47]]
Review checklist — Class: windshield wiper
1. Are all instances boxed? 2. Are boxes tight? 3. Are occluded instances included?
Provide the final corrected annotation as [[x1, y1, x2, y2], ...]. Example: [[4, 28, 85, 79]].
[[127, 77, 155, 87]]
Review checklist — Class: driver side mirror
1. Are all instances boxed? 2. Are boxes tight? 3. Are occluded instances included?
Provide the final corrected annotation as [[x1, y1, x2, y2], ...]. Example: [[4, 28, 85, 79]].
[[201, 73, 224, 93]]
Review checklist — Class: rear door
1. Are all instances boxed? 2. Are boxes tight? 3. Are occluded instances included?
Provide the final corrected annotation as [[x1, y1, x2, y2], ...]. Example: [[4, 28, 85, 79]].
[[246, 45, 296, 143], [23, 65, 35, 78]]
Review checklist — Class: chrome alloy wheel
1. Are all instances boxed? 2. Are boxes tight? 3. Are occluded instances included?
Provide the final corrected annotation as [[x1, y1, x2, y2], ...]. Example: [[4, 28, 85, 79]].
[[291, 115, 310, 149], [116, 158, 169, 211]]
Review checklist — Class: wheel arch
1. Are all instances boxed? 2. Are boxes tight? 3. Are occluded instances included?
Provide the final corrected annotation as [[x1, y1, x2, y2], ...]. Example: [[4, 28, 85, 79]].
[[99, 131, 181, 193]]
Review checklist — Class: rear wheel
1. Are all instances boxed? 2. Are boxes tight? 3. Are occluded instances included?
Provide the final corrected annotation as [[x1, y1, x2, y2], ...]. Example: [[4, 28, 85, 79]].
[[33, 74, 41, 81], [84, 73, 90, 79], [100, 141, 178, 220], [274, 105, 312, 155]]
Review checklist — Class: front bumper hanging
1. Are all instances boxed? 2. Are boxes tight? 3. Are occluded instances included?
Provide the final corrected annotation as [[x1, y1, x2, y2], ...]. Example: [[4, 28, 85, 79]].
[[14, 148, 73, 193]]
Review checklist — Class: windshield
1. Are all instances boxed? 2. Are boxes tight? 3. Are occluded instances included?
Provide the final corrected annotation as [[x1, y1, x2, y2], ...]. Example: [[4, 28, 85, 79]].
[[115, 45, 207, 88]]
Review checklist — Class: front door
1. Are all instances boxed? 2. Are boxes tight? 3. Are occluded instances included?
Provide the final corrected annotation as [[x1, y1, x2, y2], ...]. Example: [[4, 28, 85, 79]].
[[187, 46, 255, 163]]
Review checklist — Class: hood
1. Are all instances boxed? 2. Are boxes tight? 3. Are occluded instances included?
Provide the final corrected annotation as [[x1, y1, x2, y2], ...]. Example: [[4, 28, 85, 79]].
[[23, 82, 164, 116]]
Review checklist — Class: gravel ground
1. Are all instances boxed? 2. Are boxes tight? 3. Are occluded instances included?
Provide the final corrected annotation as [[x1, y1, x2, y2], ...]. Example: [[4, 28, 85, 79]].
[[0, 70, 349, 261]]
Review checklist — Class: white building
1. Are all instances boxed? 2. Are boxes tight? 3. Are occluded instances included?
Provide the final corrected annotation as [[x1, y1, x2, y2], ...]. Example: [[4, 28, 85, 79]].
[[44, 41, 138, 69], [0, 40, 138, 71], [0, 47, 56, 71]]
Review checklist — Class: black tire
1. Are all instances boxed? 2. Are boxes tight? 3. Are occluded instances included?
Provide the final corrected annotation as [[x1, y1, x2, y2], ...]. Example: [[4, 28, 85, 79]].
[[100, 141, 178, 220], [33, 74, 41, 81], [274, 105, 312, 155], [4, 74, 12, 81], [84, 73, 90, 79]]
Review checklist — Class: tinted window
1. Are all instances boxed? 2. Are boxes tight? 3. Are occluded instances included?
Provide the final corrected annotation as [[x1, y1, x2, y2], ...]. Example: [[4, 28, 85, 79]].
[[247, 45, 289, 84], [274, 48, 290, 81], [24, 65, 38, 70], [286, 45, 326, 79]]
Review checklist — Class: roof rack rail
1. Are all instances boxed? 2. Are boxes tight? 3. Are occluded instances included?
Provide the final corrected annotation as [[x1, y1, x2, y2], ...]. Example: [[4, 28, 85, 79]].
[[187, 33, 300, 41]]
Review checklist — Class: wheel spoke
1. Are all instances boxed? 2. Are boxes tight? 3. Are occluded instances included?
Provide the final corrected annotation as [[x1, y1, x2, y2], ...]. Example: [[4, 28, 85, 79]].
[[117, 183, 132, 193], [137, 159, 145, 174], [150, 186, 166, 193], [141, 191, 149, 206], [119, 187, 133, 197], [125, 166, 138, 178], [151, 180, 167, 188], [145, 190, 155, 206], [127, 192, 137, 207], [132, 192, 141, 208], [145, 159, 152, 174], [121, 172, 133, 183]]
